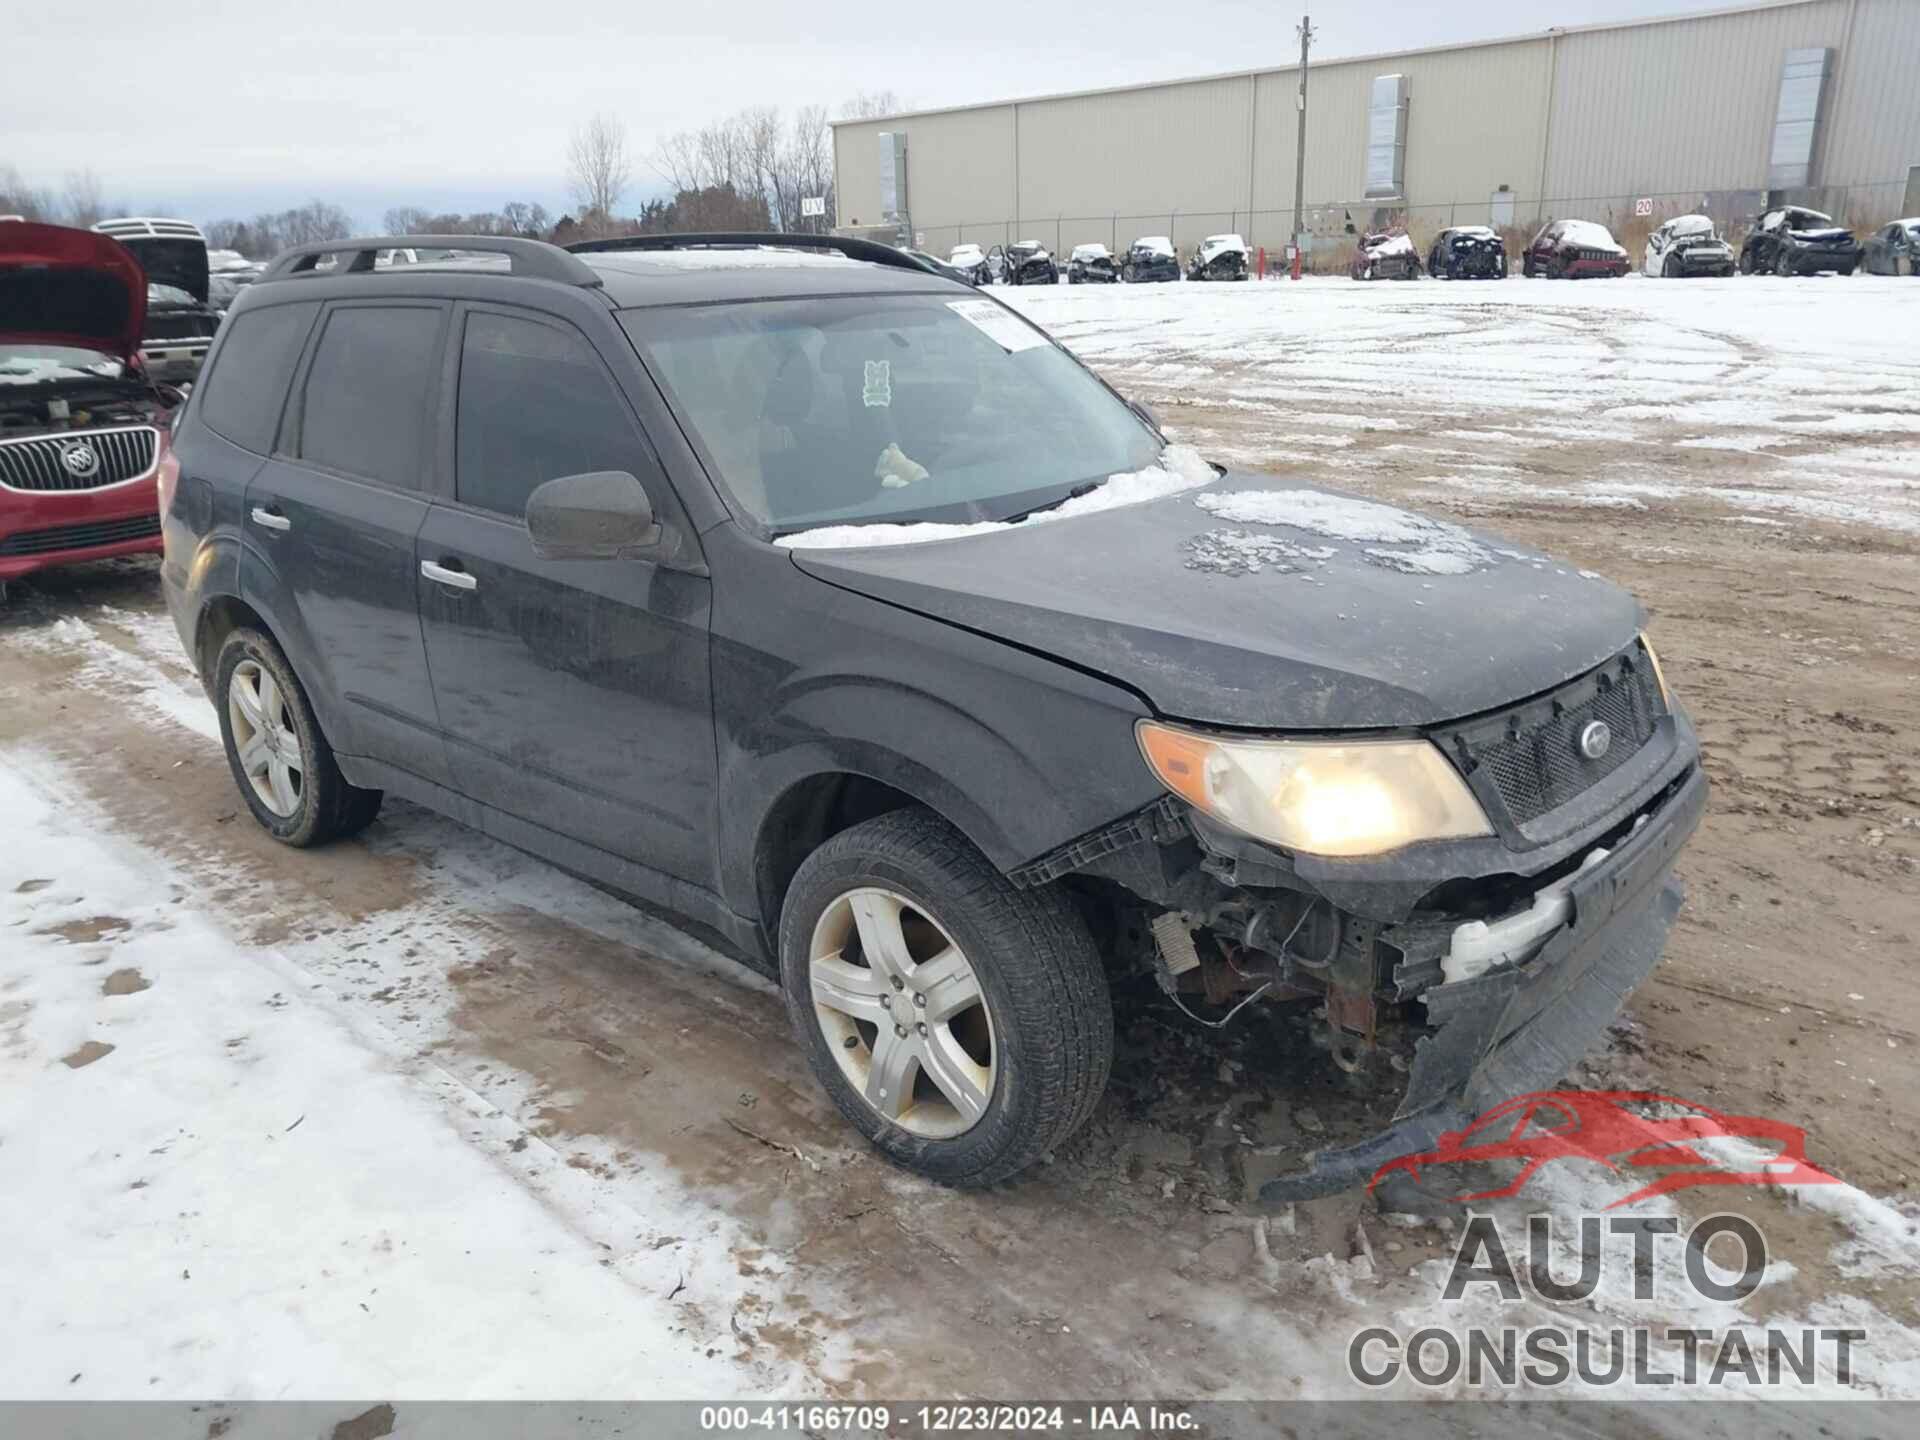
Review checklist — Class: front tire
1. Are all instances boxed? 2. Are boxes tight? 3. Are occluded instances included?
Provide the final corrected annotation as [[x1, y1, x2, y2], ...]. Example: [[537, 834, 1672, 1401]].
[[779, 809, 1113, 1187], [215, 628, 382, 847], [1775, 247, 1794, 277]]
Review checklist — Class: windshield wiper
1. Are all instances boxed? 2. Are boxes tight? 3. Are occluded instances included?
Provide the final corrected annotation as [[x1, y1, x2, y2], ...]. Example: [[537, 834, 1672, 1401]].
[[1001, 479, 1104, 524]]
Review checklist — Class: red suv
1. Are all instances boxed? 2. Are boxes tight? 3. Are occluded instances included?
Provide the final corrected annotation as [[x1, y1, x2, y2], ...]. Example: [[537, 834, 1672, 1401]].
[[1, 221, 180, 599]]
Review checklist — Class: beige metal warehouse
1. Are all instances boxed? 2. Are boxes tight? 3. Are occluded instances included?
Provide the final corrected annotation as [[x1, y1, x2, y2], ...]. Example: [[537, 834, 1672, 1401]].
[[833, 0, 1920, 261]]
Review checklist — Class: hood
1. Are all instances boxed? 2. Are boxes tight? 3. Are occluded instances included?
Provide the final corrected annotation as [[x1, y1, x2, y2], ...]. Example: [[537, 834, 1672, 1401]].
[[789, 474, 1645, 730], [115, 235, 210, 303], [0, 221, 147, 361]]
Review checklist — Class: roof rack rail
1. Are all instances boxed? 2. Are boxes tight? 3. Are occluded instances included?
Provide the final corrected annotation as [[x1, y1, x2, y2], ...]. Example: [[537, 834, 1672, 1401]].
[[260, 235, 603, 288], [563, 231, 928, 275]]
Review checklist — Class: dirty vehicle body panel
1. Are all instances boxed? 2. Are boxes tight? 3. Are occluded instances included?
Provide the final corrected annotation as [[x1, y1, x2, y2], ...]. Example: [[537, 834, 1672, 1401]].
[[1188, 235, 1249, 282], [1523, 220, 1629, 278], [1740, 207, 1861, 276], [1861, 219, 1920, 276], [1, 221, 177, 585], [1122, 237, 1180, 283], [1426, 227, 1505, 280], [161, 232, 1702, 1199], [1642, 215, 1735, 278], [1353, 233, 1421, 281]]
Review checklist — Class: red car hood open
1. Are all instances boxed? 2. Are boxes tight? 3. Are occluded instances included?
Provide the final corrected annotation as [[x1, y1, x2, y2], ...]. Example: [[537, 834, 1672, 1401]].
[[0, 221, 147, 362]]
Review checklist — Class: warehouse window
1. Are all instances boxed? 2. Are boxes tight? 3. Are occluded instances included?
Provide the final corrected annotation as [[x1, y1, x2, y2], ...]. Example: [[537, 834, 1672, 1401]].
[[1767, 48, 1831, 191], [1365, 75, 1408, 200]]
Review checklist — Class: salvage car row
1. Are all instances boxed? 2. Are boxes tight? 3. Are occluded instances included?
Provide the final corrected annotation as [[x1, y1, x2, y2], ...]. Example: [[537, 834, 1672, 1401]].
[[1356, 206, 1899, 282], [935, 233, 1256, 285]]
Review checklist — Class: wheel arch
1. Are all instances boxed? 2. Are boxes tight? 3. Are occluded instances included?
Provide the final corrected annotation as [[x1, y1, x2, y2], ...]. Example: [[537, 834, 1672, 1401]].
[[749, 763, 1002, 946]]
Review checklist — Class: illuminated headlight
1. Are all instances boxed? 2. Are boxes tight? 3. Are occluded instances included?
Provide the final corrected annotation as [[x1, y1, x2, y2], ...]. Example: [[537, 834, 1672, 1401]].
[[1136, 721, 1493, 858]]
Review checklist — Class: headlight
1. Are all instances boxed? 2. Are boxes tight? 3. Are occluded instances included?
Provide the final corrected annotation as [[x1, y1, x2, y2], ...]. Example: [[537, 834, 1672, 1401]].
[[1641, 634, 1673, 706], [1136, 721, 1493, 858]]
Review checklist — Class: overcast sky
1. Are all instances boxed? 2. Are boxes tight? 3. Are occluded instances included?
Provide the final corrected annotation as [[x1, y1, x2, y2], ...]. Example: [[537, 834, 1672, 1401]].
[[7, 0, 1745, 227]]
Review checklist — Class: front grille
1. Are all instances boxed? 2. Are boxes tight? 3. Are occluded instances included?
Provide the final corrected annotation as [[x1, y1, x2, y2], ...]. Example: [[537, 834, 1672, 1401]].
[[0, 512, 161, 557], [0, 427, 159, 493], [1442, 647, 1663, 827]]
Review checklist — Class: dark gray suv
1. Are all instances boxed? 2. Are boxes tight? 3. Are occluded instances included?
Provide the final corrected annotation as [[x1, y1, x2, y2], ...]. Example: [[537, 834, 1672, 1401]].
[[160, 232, 1704, 1201]]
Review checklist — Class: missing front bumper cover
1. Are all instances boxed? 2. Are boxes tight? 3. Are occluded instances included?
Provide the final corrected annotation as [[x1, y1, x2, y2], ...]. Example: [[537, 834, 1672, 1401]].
[[1256, 763, 1706, 1205]]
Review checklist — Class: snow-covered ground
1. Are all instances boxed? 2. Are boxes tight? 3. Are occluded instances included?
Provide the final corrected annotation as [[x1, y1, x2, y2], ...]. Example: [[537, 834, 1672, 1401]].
[[1004, 274, 1920, 535]]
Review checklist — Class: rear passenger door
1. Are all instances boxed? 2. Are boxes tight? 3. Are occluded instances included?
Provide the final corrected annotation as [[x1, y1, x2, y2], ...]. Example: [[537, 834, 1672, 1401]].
[[414, 304, 716, 885], [242, 300, 453, 787]]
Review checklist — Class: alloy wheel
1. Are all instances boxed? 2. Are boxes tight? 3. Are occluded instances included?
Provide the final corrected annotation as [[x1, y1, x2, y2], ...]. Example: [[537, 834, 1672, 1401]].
[[809, 886, 996, 1138], [228, 658, 304, 817]]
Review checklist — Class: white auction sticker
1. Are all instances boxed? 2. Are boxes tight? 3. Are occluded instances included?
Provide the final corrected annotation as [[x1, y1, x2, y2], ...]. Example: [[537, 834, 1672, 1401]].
[[946, 299, 1048, 353]]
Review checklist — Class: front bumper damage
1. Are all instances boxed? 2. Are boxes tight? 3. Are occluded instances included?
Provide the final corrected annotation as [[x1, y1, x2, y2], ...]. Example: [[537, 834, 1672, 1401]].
[[1259, 762, 1703, 1202], [1019, 677, 1706, 1204]]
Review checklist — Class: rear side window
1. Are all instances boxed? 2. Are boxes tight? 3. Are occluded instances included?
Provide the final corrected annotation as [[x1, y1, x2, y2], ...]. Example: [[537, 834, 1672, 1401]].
[[455, 311, 649, 519], [198, 302, 318, 454], [297, 305, 444, 487]]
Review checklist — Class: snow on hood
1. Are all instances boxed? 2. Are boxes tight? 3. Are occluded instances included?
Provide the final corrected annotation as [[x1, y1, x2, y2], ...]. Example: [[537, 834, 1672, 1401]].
[[1134, 236, 1175, 257], [949, 245, 984, 263], [1198, 235, 1247, 261], [1666, 214, 1716, 238], [1194, 488, 1493, 576], [1559, 220, 1624, 253], [1364, 233, 1417, 257], [1071, 244, 1112, 261], [776, 444, 1216, 549]]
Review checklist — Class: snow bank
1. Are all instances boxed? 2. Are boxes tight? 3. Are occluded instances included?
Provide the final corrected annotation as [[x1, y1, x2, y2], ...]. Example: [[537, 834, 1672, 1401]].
[[777, 444, 1216, 549], [0, 752, 808, 1399]]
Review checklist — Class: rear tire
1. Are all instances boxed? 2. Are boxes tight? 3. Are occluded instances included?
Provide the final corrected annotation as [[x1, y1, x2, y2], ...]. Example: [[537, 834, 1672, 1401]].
[[779, 808, 1113, 1188], [214, 627, 383, 847]]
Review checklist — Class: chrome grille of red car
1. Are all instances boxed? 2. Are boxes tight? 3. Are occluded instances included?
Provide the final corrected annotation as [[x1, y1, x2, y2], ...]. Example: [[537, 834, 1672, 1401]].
[[0, 426, 159, 492]]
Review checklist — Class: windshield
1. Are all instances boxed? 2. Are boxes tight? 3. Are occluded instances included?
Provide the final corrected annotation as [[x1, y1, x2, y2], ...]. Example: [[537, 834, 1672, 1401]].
[[949, 245, 982, 262], [1134, 236, 1174, 256], [0, 342, 128, 385], [1786, 209, 1835, 232], [622, 293, 1162, 535]]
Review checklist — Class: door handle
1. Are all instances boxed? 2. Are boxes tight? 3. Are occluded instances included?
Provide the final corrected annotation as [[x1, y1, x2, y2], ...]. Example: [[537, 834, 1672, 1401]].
[[420, 559, 477, 592], [250, 506, 291, 532]]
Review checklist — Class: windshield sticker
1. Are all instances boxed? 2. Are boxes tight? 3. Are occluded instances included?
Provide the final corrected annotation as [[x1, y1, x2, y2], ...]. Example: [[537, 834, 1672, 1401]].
[[874, 442, 929, 489], [946, 299, 1047, 354], [862, 359, 891, 408]]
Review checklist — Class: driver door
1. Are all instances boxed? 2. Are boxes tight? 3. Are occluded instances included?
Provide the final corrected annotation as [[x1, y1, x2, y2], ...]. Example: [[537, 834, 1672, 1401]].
[[414, 303, 717, 885]]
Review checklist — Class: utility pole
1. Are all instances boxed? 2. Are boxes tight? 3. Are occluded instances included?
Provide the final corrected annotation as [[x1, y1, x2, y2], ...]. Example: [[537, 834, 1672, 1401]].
[[1292, 12, 1315, 276]]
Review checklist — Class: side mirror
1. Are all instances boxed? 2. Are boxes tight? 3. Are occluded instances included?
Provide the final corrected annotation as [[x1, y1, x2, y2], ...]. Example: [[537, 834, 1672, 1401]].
[[525, 470, 661, 561]]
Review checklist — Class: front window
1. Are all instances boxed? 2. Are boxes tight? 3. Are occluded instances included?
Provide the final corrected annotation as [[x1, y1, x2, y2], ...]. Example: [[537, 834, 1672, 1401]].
[[622, 294, 1162, 536]]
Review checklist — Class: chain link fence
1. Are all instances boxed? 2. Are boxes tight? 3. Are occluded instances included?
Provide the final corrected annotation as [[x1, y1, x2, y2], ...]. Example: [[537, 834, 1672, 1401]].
[[903, 177, 1914, 276]]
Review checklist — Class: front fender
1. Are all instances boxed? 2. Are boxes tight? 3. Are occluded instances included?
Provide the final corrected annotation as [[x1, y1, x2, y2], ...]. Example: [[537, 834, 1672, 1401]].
[[711, 561, 1165, 921]]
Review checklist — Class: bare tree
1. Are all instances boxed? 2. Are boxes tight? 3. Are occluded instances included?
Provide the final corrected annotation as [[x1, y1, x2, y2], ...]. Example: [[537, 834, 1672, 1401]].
[[383, 205, 433, 235], [61, 169, 108, 226], [838, 90, 906, 120], [0, 164, 56, 221], [567, 113, 632, 222]]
